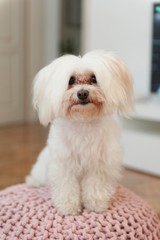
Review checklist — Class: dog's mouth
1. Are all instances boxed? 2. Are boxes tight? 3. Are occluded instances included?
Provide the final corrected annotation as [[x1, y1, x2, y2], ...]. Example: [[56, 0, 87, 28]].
[[77, 100, 90, 105]]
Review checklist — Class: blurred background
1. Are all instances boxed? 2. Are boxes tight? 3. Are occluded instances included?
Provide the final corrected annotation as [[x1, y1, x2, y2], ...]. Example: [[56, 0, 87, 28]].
[[0, 0, 159, 213]]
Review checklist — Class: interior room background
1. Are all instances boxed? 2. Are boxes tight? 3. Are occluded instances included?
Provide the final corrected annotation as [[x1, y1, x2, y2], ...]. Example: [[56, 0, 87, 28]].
[[0, 0, 160, 177]]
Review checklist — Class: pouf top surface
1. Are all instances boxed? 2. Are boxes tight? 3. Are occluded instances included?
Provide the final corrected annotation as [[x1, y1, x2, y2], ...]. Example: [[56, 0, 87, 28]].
[[0, 184, 159, 240]]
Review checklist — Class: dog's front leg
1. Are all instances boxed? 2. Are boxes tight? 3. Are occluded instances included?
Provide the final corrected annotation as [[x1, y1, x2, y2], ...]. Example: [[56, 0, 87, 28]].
[[49, 167, 81, 215], [81, 170, 115, 213]]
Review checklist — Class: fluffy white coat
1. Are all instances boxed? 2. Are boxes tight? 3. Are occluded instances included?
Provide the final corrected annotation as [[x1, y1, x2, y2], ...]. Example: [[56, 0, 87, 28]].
[[26, 50, 133, 215]]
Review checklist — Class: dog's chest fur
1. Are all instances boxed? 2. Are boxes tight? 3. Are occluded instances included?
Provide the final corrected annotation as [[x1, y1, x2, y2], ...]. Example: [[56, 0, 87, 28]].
[[48, 117, 118, 176]]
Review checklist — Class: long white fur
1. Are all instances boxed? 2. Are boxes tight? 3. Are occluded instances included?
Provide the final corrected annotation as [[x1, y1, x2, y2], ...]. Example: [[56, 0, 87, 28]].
[[26, 50, 133, 215]]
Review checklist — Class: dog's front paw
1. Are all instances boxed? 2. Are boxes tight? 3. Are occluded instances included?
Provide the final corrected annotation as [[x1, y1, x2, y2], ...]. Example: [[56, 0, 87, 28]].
[[51, 187, 81, 215], [83, 197, 109, 213], [57, 202, 81, 216], [52, 198, 81, 215], [82, 183, 115, 213]]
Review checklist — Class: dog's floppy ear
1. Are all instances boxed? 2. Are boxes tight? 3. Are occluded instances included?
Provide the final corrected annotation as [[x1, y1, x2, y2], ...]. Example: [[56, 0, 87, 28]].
[[33, 64, 55, 126], [33, 54, 80, 126], [103, 53, 134, 114], [83, 51, 134, 115]]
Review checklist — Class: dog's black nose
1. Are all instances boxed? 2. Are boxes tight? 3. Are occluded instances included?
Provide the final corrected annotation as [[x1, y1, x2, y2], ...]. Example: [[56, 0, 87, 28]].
[[77, 89, 89, 100]]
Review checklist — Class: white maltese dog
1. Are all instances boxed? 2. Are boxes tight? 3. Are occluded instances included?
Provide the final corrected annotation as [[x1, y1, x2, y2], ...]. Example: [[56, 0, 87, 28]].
[[26, 50, 133, 215]]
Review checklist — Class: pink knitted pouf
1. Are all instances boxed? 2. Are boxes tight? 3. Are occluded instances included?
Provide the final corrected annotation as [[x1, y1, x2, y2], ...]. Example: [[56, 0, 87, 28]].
[[0, 184, 159, 240]]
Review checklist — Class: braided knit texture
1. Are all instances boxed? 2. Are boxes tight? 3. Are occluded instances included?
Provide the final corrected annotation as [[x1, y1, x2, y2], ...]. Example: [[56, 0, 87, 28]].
[[0, 184, 159, 240]]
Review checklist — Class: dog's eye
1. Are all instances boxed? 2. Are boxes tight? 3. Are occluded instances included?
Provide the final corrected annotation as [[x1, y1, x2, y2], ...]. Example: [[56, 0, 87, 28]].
[[90, 75, 97, 84], [69, 76, 76, 85]]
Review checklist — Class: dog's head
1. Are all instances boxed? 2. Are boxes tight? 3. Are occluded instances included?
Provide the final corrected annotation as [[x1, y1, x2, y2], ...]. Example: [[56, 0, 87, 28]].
[[33, 50, 133, 125]]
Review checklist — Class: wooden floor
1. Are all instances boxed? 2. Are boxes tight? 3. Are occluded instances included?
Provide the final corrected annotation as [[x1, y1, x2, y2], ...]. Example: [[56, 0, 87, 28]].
[[0, 123, 159, 215]]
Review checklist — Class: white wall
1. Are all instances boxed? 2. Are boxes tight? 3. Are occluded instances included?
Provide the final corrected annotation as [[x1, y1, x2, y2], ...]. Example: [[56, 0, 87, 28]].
[[24, 0, 60, 121], [44, 0, 61, 65], [82, 0, 159, 97], [24, 0, 45, 121]]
